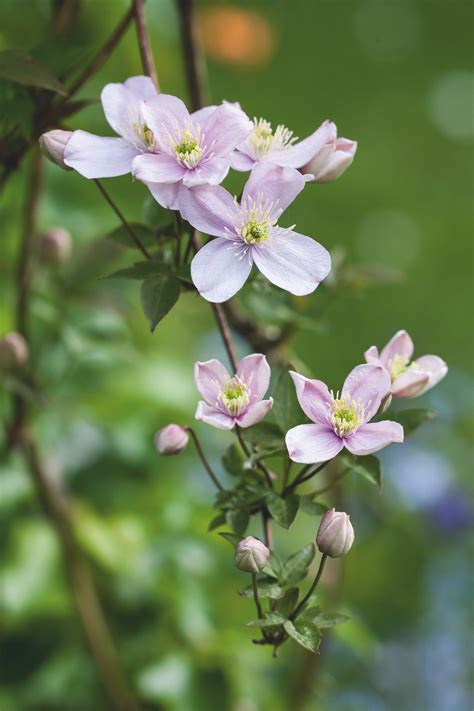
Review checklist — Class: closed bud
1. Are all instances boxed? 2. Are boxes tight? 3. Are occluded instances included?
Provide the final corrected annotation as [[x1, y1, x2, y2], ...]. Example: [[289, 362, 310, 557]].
[[39, 227, 72, 265], [154, 424, 189, 455], [316, 508, 354, 558], [234, 536, 269, 573], [39, 130, 73, 170], [0, 332, 29, 369]]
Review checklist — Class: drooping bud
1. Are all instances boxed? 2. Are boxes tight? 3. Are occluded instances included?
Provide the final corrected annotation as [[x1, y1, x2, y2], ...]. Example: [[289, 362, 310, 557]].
[[0, 332, 29, 370], [316, 509, 354, 558], [39, 130, 73, 170], [234, 536, 269, 573], [39, 227, 72, 265], [154, 424, 189, 455]]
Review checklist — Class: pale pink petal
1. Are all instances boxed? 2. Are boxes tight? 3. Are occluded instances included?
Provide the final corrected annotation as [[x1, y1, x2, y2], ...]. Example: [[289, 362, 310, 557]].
[[195, 401, 235, 430], [237, 354, 271, 401], [190, 105, 217, 126], [146, 181, 181, 210], [242, 163, 306, 219], [286, 423, 343, 464], [63, 131, 139, 178], [364, 345, 381, 365], [271, 120, 337, 168], [194, 359, 230, 404], [252, 229, 331, 296], [380, 330, 414, 367], [101, 82, 142, 143], [190, 237, 252, 303], [311, 139, 357, 183], [289, 371, 332, 425], [412, 355, 448, 395], [230, 151, 256, 171], [179, 184, 239, 237], [344, 421, 403, 456], [391, 369, 430, 398], [181, 157, 230, 187], [201, 103, 253, 158], [124, 76, 158, 99], [236, 399, 273, 428], [132, 153, 186, 183], [300, 143, 335, 178], [341, 364, 391, 422], [140, 95, 190, 152]]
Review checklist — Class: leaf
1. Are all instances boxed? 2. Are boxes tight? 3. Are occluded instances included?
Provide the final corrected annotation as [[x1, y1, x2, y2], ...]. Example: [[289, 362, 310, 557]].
[[283, 620, 321, 654], [297, 606, 322, 624], [0, 50, 66, 94], [300, 496, 329, 516], [280, 544, 315, 586], [247, 613, 286, 628], [225, 509, 249, 536], [390, 408, 438, 436], [242, 422, 285, 447], [140, 273, 181, 333], [341, 454, 381, 490], [263, 550, 282, 579], [106, 223, 156, 248], [272, 367, 302, 433], [103, 261, 168, 280], [142, 193, 173, 228], [218, 532, 240, 548], [239, 578, 283, 599], [265, 492, 300, 529], [275, 588, 299, 617], [208, 513, 226, 531], [222, 444, 246, 476], [311, 612, 350, 629]]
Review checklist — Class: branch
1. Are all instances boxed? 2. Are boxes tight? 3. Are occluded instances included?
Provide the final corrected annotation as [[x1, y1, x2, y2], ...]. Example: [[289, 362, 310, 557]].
[[133, 0, 159, 89], [175, 0, 207, 111]]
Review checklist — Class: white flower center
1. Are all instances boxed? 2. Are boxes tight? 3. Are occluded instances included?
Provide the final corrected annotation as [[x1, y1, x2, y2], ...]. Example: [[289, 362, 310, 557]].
[[221, 377, 249, 416], [329, 392, 365, 437], [250, 117, 297, 158], [174, 128, 203, 168]]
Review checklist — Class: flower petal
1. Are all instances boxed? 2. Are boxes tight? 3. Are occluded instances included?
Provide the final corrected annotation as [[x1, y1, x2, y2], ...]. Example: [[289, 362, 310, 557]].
[[344, 421, 403, 456], [194, 359, 230, 404], [236, 399, 273, 428], [412, 355, 448, 395], [271, 120, 337, 169], [190, 105, 217, 126], [286, 423, 343, 464], [289, 371, 332, 425], [132, 153, 185, 183], [195, 401, 235, 430], [146, 181, 181, 210], [364, 345, 381, 365], [252, 229, 331, 296], [202, 103, 253, 157], [380, 330, 414, 367], [190, 237, 253, 303], [391, 368, 430, 398], [237, 354, 271, 402], [63, 131, 139, 178], [179, 184, 239, 237], [181, 157, 230, 187], [230, 150, 256, 171], [100, 77, 157, 143], [140, 94, 190, 152], [242, 163, 306, 218], [310, 139, 357, 183], [341, 364, 391, 422]]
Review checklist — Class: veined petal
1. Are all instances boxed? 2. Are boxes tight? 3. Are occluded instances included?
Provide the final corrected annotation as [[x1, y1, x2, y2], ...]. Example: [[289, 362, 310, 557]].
[[271, 120, 337, 169], [146, 181, 181, 210], [286, 423, 343, 463], [341, 364, 391, 422], [380, 330, 414, 367], [190, 105, 217, 127], [289, 371, 332, 425], [237, 354, 271, 402], [252, 229, 331, 296], [364, 345, 381, 365], [391, 368, 429, 398], [140, 94, 190, 152], [132, 153, 185, 183], [344, 421, 403, 456], [195, 401, 235, 430], [63, 132, 139, 178], [236, 399, 273, 428], [190, 237, 252, 303], [194, 359, 230, 404], [179, 184, 239, 237], [181, 157, 230, 187], [412, 355, 448, 395], [242, 163, 306, 219], [230, 150, 256, 172], [101, 77, 157, 143], [202, 103, 253, 158]]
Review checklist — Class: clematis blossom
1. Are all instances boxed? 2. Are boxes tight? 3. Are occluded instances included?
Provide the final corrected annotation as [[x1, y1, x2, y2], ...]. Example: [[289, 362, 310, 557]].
[[365, 330, 448, 398], [180, 162, 331, 302], [231, 116, 356, 183], [194, 354, 273, 430], [131, 95, 253, 209], [286, 364, 403, 462], [63, 76, 159, 178]]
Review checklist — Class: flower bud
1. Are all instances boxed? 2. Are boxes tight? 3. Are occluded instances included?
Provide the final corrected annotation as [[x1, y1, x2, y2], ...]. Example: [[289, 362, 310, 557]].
[[39, 227, 72, 265], [316, 509, 354, 558], [0, 332, 29, 370], [303, 136, 357, 184], [39, 130, 73, 170], [234, 536, 269, 573], [154, 424, 189, 455]]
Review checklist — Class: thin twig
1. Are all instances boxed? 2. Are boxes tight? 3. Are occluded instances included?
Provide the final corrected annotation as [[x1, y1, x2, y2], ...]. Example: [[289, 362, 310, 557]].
[[133, 0, 159, 89], [187, 428, 224, 490], [251, 573, 264, 619], [211, 303, 239, 372], [309, 467, 350, 498], [290, 554, 328, 621], [175, 0, 207, 111], [283, 462, 328, 496]]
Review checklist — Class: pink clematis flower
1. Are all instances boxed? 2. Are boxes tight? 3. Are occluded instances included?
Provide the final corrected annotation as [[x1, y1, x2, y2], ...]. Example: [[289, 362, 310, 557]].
[[231, 117, 356, 183], [286, 364, 403, 462], [365, 330, 448, 398], [131, 95, 253, 209], [63, 76, 159, 178], [194, 354, 273, 430], [180, 162, 331, 303]]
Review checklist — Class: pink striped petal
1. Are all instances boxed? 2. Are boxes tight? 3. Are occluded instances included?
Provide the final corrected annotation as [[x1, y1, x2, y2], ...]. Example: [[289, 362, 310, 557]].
[[344, 421, 403, 456], [289, 371, 332, 425], [191, 238, 253, 302], [63, 132, 139, 178], [195, 401, 234, 430], [286, 423, 343, 464], [380, 330, 414, 367], [194, 359, 230, 404], [237, 354, 271, 402], [236, 399, 273, 428], [341, 364, 391, 422]]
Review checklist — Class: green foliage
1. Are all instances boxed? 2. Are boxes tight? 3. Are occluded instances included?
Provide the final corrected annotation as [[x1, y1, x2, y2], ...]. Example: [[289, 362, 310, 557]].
[[0, 49, 66, 94], [283, 620, 321, 653], [390, 408, 438, 435], [280, 544, 316, 586], [272, 367, 302, 432], [341, 454, 381, 489], [265, 492, 300, 529], [140, 273, 181, 333], [222, 443, 246, 476]]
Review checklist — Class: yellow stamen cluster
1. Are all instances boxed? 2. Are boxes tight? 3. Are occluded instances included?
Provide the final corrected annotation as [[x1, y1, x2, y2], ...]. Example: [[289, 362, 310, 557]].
[[330, 392, 365, 437], [389, 354, 410, 380], [221, 377, 249, 416], [175, 129, 203, 168], [250, 117, 297, 158], [238, 195, 277, 245], [133, 122, 155, 149]]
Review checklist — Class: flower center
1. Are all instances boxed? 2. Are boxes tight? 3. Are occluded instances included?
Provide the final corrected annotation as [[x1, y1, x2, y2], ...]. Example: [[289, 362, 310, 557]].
[[233, 194, 282, 246], [242, 219, 270, 244], [389, 354, 410, 380], [174, 129, 203, 168], [221, 377, 249, 416], [133, 122, 155, 149], [329, 393, 365, 437], [250, 117, 297, 158]]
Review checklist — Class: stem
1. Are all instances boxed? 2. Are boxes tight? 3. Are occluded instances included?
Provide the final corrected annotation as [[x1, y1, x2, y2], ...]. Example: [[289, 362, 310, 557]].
[[175, 0, 207, 111], [211, 302, 238, 372], [262, 509, 272, 548], [309, 468, 350, 498], [94, 179, 153, 261], [187, 428, 224, 491], [282, 458, 293, 492], [251, 573, 264, 619], [290, 554, 328, 621], [284, 462, 328, 496], [133, 0, 160, 89]]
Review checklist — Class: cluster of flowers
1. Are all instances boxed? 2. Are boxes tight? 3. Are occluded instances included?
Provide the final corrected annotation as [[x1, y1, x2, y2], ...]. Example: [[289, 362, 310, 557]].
[[40, 75, 356, 303]]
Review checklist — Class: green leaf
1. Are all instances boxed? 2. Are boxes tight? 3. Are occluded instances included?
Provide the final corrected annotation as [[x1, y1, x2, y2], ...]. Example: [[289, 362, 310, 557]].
[[103, 261, 168, 280], [106, 223, 156, 248], [242, 422, 285, 447], [222, 444, 246, 476], [275, 587, 299, 617], [0, 50, 66, 94], [142, 193, 173, 228], [390, 408, 438, 436], [341, 454, 381, 490], [265, 492, 300, 529], [208, 513, 226, 531], [297, 605, 322, 623], [218, 531, 240, 548], [247, 613, 286, 628], [239, 577, 283, 599], [283, 620, 321, 653], [311, 612, 350, 629], [300, 496, 329, 516], [263, 550, 282, 579], [225, 509, 249, 536], [140, 273, 181, 333], [272, 367, 302, 432], [280, 543, 315, 586]]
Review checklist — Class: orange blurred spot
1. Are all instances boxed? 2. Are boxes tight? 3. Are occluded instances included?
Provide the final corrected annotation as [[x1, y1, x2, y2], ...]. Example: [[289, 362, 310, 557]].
[[198, 6, 276, 68]]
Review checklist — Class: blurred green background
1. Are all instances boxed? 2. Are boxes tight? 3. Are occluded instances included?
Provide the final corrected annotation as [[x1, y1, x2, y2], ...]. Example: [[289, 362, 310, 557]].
[[0, 0, 473, 709]]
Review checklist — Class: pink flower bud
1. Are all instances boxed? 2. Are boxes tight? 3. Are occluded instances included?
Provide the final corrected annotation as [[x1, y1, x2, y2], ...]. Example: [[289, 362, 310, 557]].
[[234, 536, 269, 573], [154, 425, 189, 455], [303, 134, 357, 184], [39, 227, 72, 265], [316, 509, 354, 558], [39, 130, 73, 170], [0, 332, 29, 369]]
